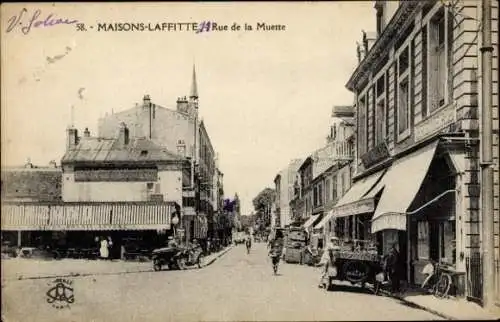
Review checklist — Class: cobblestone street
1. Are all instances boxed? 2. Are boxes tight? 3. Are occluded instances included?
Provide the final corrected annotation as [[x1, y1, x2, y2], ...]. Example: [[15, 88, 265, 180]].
[[2, 243, 443, 322]]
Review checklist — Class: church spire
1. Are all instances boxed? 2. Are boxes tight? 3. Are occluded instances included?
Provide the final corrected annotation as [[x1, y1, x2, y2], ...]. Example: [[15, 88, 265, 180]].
[[190, 64, 198, 99]]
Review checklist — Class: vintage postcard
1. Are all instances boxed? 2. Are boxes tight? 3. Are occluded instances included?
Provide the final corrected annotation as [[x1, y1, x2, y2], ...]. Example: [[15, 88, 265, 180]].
[[1, 1, 499, 322]]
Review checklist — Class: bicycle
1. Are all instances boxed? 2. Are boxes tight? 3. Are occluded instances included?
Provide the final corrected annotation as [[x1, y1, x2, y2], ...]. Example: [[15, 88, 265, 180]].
[[420, 261, 453, 298]]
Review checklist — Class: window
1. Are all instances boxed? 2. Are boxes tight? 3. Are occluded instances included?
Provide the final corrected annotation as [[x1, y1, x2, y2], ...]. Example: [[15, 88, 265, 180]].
[[358, 95, 367, 155], [421, 26, 428, 117], [428, 8, 452, 112], [313, 185, 318, 207], [398, 78, 410, 134], [397, 46, 411, 138], [341, 172, 346, 196], [325, 179, 331, 202], [332, 175, 338, 201], [318, 183, 323, 206], [417, 221, 429, 259], [375, 74, 387, 144]]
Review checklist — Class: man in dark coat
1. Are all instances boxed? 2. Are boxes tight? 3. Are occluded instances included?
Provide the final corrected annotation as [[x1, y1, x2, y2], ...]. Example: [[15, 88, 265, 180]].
[[386, 243, 402, 293]]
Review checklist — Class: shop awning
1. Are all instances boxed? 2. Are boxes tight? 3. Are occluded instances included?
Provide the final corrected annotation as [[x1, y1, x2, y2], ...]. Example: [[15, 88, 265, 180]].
[[315, 209, 333, 229], [1, 202, 174, 231], [303, 214, 321, 230], [329, 168, 387, 218], [371, 141, 438, 233]]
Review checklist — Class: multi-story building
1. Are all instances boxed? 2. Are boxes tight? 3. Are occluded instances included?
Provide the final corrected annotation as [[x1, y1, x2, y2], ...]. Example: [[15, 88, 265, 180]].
[[61, 125, 188, 204], [273, 159, 303, 229], [328, 0, 499, 301], [97, 67, 220, 244], [309, 107, 356, 243], [291, 107, 356, 232]]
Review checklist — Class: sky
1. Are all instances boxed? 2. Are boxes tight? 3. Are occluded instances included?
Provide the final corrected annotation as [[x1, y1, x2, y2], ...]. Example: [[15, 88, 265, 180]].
[[1, 2, 375, 216]]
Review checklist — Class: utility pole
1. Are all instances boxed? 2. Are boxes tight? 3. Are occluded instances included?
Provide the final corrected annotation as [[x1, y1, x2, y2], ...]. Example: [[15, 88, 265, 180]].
[[480, 0, 495, 309]]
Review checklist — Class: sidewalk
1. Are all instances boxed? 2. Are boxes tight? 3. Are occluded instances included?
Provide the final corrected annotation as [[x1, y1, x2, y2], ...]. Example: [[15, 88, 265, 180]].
[[1, 245, 233, 282], [378, 288, 500, 320]]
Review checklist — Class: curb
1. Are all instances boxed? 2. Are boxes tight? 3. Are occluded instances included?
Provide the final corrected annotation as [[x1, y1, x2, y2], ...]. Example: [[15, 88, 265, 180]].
[[203, 245, 233, 267], [5, 246, 234, 282], [375, 287, 456, 320]]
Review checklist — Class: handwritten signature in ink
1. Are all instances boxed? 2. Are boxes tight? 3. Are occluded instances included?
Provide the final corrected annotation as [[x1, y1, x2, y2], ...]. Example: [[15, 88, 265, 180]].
[[6, 8, 78, 35]]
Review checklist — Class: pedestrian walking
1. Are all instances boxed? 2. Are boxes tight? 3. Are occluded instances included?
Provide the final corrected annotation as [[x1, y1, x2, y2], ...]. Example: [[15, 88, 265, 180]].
[[99, 237, 109, 260]]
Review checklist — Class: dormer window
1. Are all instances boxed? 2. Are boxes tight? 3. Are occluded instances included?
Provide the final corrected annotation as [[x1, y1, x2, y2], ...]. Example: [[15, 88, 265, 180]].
[[140, 150, 148, 156]]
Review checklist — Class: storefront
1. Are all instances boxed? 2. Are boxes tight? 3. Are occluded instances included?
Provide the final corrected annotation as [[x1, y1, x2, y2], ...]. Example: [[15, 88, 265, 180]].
[[323, 139, 466, 294], [1, 201, 177, 257], [369, 140, 464, 292], [316, 168, 386, 245]]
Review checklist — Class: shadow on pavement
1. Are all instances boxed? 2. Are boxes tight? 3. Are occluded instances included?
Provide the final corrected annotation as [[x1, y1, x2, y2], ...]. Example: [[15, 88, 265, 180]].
[[327, 283, 377, 295]]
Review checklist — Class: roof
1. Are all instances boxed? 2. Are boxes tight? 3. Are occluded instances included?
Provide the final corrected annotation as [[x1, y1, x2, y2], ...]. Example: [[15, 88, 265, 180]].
[[61, 136, 185, 164], [346, 1, 419, 91], [1, 168, 62, 201], [339, 117, 355, 127], [298, 156, 313, 172]]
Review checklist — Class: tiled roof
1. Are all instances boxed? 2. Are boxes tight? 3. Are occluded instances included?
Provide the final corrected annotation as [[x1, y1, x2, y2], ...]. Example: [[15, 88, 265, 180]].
[[61, 137, 184, 164], [1, 168, 62, 201]]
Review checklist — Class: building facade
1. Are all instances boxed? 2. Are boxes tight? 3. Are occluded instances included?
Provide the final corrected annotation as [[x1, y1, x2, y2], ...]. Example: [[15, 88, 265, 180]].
[[97, 67, 220, 244], [330, 0, 499, 300], [61, 124, 188, 205]]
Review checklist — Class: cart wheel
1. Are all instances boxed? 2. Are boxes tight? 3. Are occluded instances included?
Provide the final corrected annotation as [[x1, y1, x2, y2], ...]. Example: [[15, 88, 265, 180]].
[[177, 257, 186, 270], [153, 259, 161, 272], [326, 278, 334, 291]]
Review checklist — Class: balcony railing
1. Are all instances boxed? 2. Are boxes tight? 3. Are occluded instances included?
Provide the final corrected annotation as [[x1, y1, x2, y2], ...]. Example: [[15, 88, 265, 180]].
[[331, 141, 354, 160]]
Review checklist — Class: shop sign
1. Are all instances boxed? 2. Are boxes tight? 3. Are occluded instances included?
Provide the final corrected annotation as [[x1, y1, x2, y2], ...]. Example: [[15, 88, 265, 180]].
[[360, 142, 390, 169], [333, 198, 375, 218], [414, 103, 456, 143]]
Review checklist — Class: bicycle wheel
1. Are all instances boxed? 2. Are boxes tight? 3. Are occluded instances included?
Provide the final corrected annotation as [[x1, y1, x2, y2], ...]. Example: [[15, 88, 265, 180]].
[[420, 274, 434, 293], [435, 273, 452, 298]]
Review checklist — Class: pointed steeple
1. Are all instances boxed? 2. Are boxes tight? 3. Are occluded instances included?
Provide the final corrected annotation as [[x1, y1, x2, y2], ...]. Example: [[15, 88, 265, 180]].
[[190, 64, 198, 99]]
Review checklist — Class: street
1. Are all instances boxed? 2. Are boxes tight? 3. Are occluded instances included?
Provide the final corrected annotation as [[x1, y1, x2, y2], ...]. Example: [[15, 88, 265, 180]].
[[1, 243, 443, 322]]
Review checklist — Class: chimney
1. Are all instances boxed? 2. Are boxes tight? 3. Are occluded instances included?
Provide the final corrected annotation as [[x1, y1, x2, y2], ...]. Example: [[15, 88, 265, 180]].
[[83, 127, 90, 137], [143, 95, 151, 108], [49, 160, 57, 168], [25, 157, 33, 168], [363, 31, 377, 53], [357, 42, 366, 62], [374, 0, 385, 37], [176, 96, 189, 114], [118, 122, 129, 145], [66, 127, 79, 150]]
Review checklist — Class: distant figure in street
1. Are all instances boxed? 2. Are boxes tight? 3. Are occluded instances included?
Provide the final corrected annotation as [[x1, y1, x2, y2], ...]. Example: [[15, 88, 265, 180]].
[[245, 234, 252, 254], [100, 237, 109, 260], [268, 230, 285, 275]]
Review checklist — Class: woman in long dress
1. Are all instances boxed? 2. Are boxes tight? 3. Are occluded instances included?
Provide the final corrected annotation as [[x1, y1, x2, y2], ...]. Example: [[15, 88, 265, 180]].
[[100, 238, 109, 259]]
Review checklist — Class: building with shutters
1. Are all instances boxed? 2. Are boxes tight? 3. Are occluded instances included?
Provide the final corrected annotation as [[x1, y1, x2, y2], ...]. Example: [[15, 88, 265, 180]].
[[326, 0, 499, 300]]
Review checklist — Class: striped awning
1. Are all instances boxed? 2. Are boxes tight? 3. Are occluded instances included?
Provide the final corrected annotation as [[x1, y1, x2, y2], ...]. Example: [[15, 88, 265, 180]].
[[1, 202, 174, 231]]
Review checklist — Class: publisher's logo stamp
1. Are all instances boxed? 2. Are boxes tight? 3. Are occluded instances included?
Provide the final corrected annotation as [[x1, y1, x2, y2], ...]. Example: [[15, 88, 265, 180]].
[[46, 278, 74, 309]]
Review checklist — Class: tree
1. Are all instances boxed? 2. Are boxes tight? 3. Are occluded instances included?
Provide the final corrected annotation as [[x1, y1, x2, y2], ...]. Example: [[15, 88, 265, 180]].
[[252, 188, 276, 229]]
